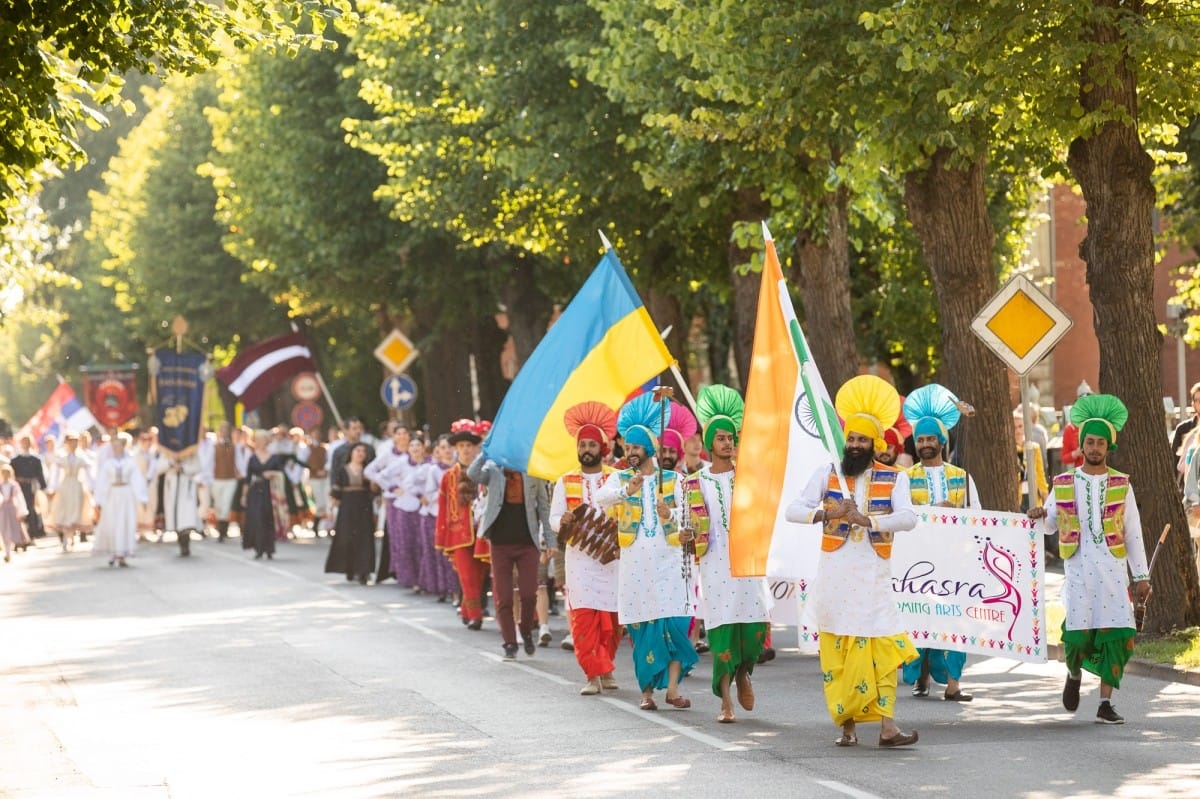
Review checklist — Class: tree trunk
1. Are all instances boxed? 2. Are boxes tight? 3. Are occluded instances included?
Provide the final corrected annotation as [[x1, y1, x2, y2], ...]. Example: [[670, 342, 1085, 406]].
[[1066, 1, 1200, 631], [793, 184, 858, 390], [497, 250, 553, 368], [419, 328, 473, 434], [470, 313, 509, 420], [729, 189, 772, 392], [903, 150, 1019, 512], [644, 286, 686, 395]]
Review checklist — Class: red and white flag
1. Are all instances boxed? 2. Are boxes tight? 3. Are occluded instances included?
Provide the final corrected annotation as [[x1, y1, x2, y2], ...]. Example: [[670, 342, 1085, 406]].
[[216, 332, 317, 411]]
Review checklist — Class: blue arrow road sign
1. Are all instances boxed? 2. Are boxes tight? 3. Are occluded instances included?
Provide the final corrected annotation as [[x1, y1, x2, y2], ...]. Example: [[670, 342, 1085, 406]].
[[381, 374, 418, 410]]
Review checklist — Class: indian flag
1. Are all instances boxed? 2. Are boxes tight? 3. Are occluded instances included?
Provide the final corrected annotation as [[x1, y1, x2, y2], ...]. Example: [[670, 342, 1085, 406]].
[[729, 224, 844, 587]]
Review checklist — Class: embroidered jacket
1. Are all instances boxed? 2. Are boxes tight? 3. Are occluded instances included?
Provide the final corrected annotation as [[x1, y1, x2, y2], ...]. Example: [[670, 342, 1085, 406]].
[[907, 463, 968, 508], [680, 472, 717, 560], [1052, 467, 1130, 560], [614, 469, 680, 548], [821, 465, 900, 559]]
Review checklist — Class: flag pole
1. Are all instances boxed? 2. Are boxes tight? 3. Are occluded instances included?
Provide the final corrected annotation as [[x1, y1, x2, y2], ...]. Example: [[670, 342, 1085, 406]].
[[657, 325, 699, 416], [291, 321, 344, 430]]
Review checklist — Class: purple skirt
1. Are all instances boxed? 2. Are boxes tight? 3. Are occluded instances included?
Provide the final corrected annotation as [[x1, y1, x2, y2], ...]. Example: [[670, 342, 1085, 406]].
[[387, 506, 423, 588], [419, 514, 460, 597]]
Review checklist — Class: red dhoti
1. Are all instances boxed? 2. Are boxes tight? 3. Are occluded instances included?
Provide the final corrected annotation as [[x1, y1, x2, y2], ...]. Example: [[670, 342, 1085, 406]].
[[570, 607, 621, 680], [453, 547, 488, 623]]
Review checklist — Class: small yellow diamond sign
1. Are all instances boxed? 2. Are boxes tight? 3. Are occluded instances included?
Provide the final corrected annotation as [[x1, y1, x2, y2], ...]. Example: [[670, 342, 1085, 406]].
[[972, 275, 1072, 374], [374, 329, 419, 374]]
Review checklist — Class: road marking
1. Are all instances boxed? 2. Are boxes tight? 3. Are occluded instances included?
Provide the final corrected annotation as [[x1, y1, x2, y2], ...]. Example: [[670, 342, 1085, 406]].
[[816, 780, 886, 799], [598, 696, 748, 752]]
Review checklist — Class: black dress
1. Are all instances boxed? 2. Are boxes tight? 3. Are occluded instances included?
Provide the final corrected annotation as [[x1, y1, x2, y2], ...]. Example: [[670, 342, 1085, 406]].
[[324, 465, 378, 581], [242, 453, 283, 556]]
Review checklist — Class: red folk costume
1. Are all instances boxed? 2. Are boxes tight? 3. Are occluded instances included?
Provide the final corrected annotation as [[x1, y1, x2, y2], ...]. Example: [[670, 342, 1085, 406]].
[[437, 419, 493, 625]]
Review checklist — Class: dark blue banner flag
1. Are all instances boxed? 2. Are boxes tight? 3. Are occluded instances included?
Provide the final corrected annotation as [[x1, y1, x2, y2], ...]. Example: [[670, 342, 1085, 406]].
[[154, 350, 206, 455]]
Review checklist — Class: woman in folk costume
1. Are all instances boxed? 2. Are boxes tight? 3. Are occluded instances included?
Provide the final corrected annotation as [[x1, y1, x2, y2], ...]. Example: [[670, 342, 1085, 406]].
[[1027, 394, 1149, 725], [91, 433, 148, 568], [596, 393, 697, 711], [785, 375, 920, 747], [548, 401, 621, 695], [684, 385, 772, 723], [324, 442, 379, 584], [48, 433, 93, 552], [900, 383, 981, 701], [417, 434, 461, 602], [0, 464, 31, 563]]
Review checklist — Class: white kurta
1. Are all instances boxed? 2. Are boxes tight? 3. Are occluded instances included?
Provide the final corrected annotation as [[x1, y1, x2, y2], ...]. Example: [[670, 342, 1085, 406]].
[[916, 464, 981, 508], [596, 469, 688, 624], [549, 471, 619, 613], [785, 463, 917, 637], [694, 467, 772, 628], [1042, 470, 1149, 631], [93, 455, 149, 559]]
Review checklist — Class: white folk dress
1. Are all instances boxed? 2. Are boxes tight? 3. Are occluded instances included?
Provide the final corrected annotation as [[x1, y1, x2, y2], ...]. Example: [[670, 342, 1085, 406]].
[[785, 463, 917, 636], [694, 467, 772, 628], [597, 470, 688, 625], [549, 471, 619, 613], [1042, 470, 1149, 631], [93, 454, 149, 559]]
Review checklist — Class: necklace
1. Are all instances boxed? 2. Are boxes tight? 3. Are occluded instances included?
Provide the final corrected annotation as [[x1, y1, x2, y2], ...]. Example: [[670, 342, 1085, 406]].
[[636, 472, 661, 538], [1081, 471, 1108, 545]]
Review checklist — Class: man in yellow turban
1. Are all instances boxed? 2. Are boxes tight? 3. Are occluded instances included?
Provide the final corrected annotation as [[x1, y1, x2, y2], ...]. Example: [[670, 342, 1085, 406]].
[[786, 375, 920, 748]]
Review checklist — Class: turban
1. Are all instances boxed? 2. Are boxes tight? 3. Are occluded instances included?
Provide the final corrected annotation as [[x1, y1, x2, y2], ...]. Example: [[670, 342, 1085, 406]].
[[618, 393, 664, 457], [660, 400, 698, 452], [696, 384, 744, 452], [903, 384, 962, 445], [1070, 394, 1128, 451], [835, 375, 901, 453], [564, 401, 617, 456]]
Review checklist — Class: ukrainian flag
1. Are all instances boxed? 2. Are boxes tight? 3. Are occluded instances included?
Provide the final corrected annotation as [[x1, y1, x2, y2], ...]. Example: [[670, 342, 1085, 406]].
[[484, 249, 672, 480]]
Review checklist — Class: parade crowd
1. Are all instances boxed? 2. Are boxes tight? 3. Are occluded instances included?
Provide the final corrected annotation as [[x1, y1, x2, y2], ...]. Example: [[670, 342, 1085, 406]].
[[0, 374, 1163, 745]]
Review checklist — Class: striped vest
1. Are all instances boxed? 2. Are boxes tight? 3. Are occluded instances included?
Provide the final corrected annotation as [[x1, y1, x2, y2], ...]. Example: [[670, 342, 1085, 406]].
[[561, 466, 614, 511], [907, 463, 968, 507], [821, 465, 899, 560], [614, 469, 680, 548], [1052, 467, 1130, 560], [681, 472, 716, 560]]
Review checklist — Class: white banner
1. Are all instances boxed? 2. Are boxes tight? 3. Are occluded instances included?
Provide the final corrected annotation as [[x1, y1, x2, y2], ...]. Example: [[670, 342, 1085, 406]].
[[767, 509, 1047, 663]]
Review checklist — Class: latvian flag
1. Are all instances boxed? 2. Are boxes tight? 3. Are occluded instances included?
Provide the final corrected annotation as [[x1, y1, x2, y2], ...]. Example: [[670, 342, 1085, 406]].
[[216, 332, 317, 411]]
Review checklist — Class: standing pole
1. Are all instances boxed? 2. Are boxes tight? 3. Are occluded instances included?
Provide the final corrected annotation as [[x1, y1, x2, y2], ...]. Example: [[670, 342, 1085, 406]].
[[313, 370, 345, 430], [1020, 374, 1038, 511]]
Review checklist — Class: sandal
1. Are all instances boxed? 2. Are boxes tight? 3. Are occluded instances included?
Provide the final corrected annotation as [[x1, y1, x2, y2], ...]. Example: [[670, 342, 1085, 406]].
[[878, 730, 919, 748], [944, 690, 973, 702], [663, 695, 691, 709], [735, 669, 755, 711], [717, 709, 736, 724], [639, 697, 658, 711], [834, 733, 858, 747], [911, 681, 929, 698]]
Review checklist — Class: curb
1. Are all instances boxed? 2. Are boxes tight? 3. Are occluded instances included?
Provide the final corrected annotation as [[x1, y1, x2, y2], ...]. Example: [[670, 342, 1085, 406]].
[[1047, 643, 1200, 687]]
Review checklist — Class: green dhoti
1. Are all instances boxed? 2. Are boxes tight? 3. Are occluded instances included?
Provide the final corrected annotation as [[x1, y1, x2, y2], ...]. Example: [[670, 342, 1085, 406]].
[[1061, 624, 1136, 689], [706, 621, 768, 698]]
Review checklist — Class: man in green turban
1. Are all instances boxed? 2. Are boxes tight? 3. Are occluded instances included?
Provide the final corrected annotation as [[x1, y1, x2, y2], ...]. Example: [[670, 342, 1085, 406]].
[[1027, 394, 1151, 725]]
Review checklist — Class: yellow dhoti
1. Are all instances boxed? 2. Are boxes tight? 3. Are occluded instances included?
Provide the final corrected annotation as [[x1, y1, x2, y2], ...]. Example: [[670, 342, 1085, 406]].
[[819, 632, 918, 726]]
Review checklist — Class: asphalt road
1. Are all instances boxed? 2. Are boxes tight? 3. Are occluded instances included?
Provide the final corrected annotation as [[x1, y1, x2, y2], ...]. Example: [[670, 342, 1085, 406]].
[[2, 532, 1198, 799]]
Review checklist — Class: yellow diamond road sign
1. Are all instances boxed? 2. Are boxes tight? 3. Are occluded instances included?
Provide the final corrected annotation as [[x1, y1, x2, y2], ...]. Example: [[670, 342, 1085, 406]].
[[971, 275, 1072, 375], [374, 329, 420, 374]]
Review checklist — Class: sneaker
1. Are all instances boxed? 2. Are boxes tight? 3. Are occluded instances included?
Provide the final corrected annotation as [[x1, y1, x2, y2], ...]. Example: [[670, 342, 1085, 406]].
[[560, 635, 575, 652], [502, 644, 518, 661], [579, 678, 601, 696], [1095, 702, 1124, 725], [1063, 673, 1082, 712], [522, 633, 536, 656], [539, 625, 552, 647]]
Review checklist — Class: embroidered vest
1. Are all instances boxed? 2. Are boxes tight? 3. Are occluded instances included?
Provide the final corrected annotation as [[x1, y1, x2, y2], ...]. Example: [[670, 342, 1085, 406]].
[[681, 473, 714, 560], [615, 469, 679, 548], [821, 466, 899, 560], [562, 466, 614, 511], [907, 463, 967, 508], [1052, 468, 1130, 560]]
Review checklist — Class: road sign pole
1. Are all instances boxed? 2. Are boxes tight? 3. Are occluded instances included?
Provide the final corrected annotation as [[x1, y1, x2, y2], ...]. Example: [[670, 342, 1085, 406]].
[[313, 370, 344, 430], [1020, 374, 1038, 510]]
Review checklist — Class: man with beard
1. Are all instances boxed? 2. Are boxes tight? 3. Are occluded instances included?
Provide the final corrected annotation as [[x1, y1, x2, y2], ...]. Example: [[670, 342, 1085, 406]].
[[875, 427, 912, 469], [786, 375, 920, 748], [549, 402, 620, 694], [658, 401, 698, 475], [1028, 394, 1149, 725], [900, 384, 980, 702], [597, 392, 696, 711]]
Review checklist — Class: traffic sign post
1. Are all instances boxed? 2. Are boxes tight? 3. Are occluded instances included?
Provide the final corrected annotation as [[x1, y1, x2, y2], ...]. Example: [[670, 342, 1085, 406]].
[[972, 275, 1073, 506], [291, 373, 321, 402], [374, 329, 420, 374], [381, 374, 418, 411], [291, 400, 324, 431]]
